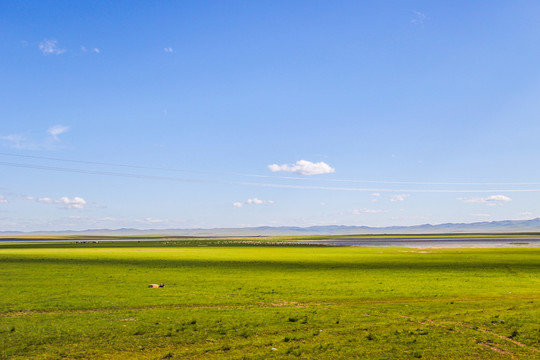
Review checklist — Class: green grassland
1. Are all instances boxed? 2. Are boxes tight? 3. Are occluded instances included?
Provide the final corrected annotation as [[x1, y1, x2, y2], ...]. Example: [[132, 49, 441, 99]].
[[0, 242, 539, 359]]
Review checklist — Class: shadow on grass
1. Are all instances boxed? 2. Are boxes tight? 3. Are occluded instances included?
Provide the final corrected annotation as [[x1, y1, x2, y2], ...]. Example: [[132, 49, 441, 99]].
[[1, 255, 538, 272]]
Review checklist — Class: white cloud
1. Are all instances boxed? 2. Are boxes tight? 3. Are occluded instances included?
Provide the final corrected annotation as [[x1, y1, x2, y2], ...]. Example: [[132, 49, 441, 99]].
[[47, 125, 69, 141], [372, 193, 380, 197], [0, 134, 32, 149], [164, 47, 173, 53], [234, 198, 274, 207], [390, 215, 429, 221], [470, 213, 491, 218], [36, 196, 86, 209], [390, 194, 410, 202], [98, 217, 118, 221], [411, 11, 426, 24], [268, 160, 335, 175], [136, 217, 166, 224], [0, 196, 7, 204], [80, 46, 99, 54], [39, 39, 66, 55], [517, 212, 535, 220], [458, 195, 512, 206], [58, 197, 86, 209], [351, 208, 387, 215], [1, 126, 69, 149]]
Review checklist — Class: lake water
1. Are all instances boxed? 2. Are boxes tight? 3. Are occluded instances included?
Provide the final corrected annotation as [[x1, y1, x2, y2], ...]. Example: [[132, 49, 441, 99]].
[[298, 237, 540, 248], [1, 236, 540, 247]]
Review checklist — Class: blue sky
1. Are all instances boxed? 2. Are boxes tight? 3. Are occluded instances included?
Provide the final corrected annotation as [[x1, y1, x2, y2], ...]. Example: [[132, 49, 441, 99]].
[[2, 1, 540, 231]]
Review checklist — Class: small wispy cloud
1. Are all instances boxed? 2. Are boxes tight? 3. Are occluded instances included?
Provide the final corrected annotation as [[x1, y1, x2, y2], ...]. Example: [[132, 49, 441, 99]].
[[164, 47, 173, 53], [1, 125, 71, 150], [37, 197, 54, 204], [390, 194, 410, 202], [233, 198, 275, 208], [518, 212, 535, 220], [58, 197, 86, 209], [47, 125, 69, 141], [458, 195, 511, 206], [81, 46, 100, 54], [39, 39, 66, 55], [470, 213, 491, 218], [98, 217, 118, 222], [0, 134, 33, 150], [411, 11, 426, 25], [390, 215, 429, 221], [0, 195, 7, 204], [268, 160, 335, 176], [36, 196, 87, 209], [351, 208, 387, 215], [136, 217, 166, 224]]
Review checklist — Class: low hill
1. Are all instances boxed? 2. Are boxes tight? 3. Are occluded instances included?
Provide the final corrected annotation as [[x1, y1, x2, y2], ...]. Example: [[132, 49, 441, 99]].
[[2, 218, 540, 236]]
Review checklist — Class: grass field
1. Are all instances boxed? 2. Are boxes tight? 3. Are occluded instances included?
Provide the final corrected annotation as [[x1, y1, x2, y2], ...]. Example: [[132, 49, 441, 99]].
[[0, 241, 539, 359]]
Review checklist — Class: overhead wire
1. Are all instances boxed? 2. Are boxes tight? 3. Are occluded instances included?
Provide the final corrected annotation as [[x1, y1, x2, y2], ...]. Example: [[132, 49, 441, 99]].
[[1, 151, 539, 186], [2, 160, 540, 193]]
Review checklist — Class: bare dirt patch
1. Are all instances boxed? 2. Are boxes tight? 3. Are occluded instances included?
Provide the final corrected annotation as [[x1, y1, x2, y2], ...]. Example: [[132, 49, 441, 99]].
[[476, 341, 514, 356]]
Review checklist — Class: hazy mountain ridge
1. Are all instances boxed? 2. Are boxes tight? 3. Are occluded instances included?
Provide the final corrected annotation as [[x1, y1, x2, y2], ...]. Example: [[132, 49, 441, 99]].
[[2, 218, 540, 236]]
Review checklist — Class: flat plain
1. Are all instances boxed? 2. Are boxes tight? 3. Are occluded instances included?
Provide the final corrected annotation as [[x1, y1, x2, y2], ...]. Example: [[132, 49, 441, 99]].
[[0, 239, 539, 359]]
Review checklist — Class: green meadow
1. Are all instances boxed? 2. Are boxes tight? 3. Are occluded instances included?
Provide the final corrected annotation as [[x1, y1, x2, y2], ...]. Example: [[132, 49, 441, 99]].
[[0, 241, 539, 359]]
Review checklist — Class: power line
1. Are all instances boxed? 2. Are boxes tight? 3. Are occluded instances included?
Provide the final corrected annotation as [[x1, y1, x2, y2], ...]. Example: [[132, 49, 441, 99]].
[[1, 151, 539, 186], [0, 161, 219, 184], [2, 160, 540, 193]]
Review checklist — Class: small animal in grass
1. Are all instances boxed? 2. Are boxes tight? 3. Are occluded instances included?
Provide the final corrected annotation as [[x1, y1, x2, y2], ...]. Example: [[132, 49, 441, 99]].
[[148, 284, 165, 288]]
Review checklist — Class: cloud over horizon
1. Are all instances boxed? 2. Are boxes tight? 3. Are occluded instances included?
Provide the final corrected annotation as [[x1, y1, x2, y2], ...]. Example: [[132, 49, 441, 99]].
[[268, 160, 335, 175], [35, 196, 87, 209], [459, 195, 512, 206], [136, 217, 166, 224], [351, 208, 387, 215], [390, 194, 410, 202], [233, 198, 275, 207]]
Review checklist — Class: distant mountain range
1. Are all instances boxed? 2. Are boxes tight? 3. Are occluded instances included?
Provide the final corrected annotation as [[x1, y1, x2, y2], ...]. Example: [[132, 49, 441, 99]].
[[2, 218, 540, 236]]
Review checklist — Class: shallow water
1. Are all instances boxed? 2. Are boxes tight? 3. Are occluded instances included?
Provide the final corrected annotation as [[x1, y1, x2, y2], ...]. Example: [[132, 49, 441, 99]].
[[1, 236, 540, 247], [299, 237, 540, 248]]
